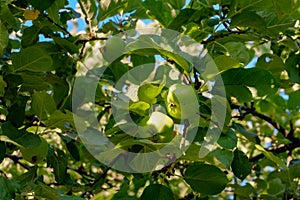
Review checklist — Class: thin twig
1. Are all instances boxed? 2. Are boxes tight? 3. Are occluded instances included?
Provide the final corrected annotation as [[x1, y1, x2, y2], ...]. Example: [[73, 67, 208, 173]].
[[201, 30, 247, 44], [249, 141, 300, 162], [43, 14, 72, 36], [5, 153, 31, 170], [230, 103, 300, 162]]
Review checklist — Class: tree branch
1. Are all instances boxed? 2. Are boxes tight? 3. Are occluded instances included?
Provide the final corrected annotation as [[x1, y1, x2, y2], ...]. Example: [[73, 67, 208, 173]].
[[230, 103, 300, 162], [201, 30, 246, 45], [5, 154, 31, 170], [249, 141, 300, 162]]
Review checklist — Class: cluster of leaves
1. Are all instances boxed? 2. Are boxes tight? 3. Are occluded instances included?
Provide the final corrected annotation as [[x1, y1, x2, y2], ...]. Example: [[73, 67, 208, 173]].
[[0, 0, 299, 199]]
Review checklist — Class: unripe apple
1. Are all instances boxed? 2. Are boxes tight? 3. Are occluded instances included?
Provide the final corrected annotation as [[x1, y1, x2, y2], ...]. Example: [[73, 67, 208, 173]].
[[20, 137, 48, 164], [102, 37, 125, 62], [165, 83, 199, 124], [138, 111, 174, 143]]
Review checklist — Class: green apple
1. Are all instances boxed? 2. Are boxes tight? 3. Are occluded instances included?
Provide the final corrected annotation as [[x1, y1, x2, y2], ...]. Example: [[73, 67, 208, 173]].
[[138, 111, 174, 143], [165, 83, 199, 123], [20, 137, 48, 164], [102, 36, 125, 62]]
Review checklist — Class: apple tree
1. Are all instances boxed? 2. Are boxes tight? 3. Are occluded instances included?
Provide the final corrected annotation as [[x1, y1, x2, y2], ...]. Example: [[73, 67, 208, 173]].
[[0, 0, 299, 199]]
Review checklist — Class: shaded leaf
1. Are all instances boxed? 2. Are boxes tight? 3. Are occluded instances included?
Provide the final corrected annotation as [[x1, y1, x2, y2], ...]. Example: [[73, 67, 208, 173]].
[[231, 149, 252, 180], [287, 90, 300, 110], [21, 23, 42, 48], [46, 110, 75, 131], [12, 46, 54, 73], [214, 68, 279, 102], [256, 54, 285, 81], [1, 122, 41, 148], [0, 141, 5, 164], [140, 184, 175, 200], [27, 0, 55, 11], [54, 37, 79, 54], [66, 141, 80, 161], [0, 5, 19, 30], [31, 91, 56, 120], [0, 75, 7, 97], [0, 176, 20, 200], [285, 52, 300, 83], [16, 166, 37, 187], [231, 11, 266, 32], [47, 0, 66, 24], [184, 163, 229, 195], [0, 23, 9, 56], [217, 129, 238, 149], [47, 148, 68, 184]]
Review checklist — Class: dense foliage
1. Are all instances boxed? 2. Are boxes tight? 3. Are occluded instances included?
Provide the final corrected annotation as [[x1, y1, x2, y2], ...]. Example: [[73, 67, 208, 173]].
[[0, 0, 299, 199]]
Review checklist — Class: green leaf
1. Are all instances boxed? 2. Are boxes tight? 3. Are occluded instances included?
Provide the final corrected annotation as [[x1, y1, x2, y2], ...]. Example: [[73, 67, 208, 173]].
[[142, 0, 174, 27], [167, 8, 197, 30], [285, 52, 300, 83], [47, 148, 68, 184], [0, 75, 7, 97], [21, 23, 42, 48], [27, 0, 55, 11], [256, 54, 285, 81], [233, 123, 260, 144], [59, 195, 85, 200], [0, 176, 20, 200], [214, 55, 240, 72], [217, 129, 238, 149], [231, 149, 253, 180], [272, 0, 294, 19], [168, 0, 185, 10], [1, 122, 41, 148], [0, 23, 9, 56], [66, 141, 80, 161], [97, 0, 127, 21], [211, 148, 234, 169], [0, 5, 19, 30], [19, 72, 50, 92], [47, 0, 66, 25], [231, 11, 266, 32], [12, 46, 54, 73], [224, 42, 252, 64], [137, 83, 163, 104], [7, 95, 28, 127], [287, 90, 300, 110], [108, 62, 129, 82], [0, 141, 5, 164], [233, 183, 256, 198], [53, 37, 79, 54], [33, 181, 60, 200], [184, 163, 229, 195], [289, 162, 300, 179], [16, 166, 37, 187], [267, 178, 285, 195], [129, 101, 151, 116], [140, 184, 175, 200], [126, 35, 190, 72], [31, 91, 56, 120], [255, 144, 287, 169], [46, 110, 75, 131], [214, 68, 279, 102]]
